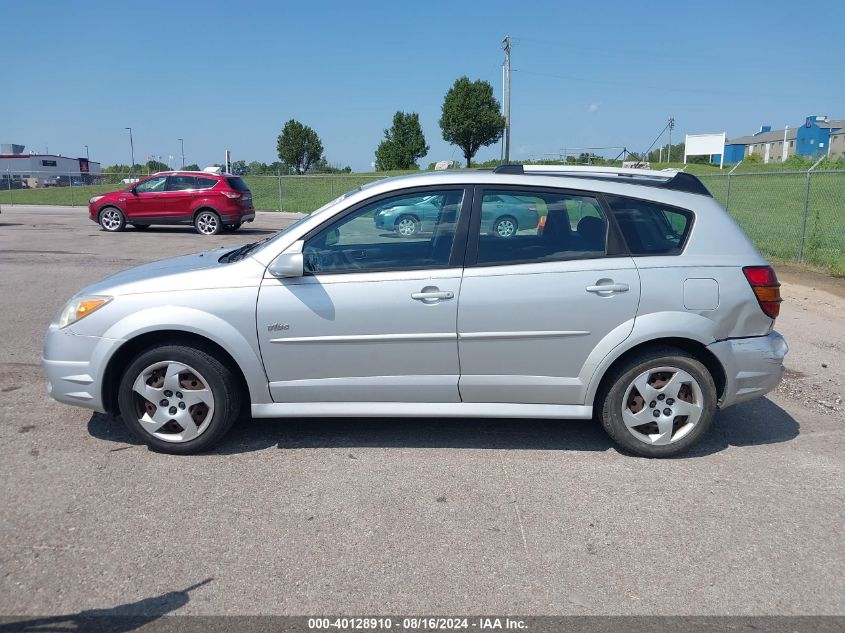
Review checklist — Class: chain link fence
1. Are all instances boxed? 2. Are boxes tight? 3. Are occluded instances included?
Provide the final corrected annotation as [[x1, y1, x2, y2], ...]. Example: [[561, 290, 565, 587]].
[[698, 168, 845, 274], [3, 167, 844, 274]]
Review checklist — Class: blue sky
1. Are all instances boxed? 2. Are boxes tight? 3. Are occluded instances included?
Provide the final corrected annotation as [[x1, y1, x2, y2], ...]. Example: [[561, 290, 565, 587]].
[[2, 0, 842, 171]]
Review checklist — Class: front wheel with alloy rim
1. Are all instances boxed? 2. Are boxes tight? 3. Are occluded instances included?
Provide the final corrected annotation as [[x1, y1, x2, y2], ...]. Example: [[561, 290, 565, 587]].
[[194, 210, 222, 235], [99, 207, 125, 232], [394, 215, 419, 238], [597, 347, 717, 457], [493, 216, 517, 238], [117, 344, 242, 454]]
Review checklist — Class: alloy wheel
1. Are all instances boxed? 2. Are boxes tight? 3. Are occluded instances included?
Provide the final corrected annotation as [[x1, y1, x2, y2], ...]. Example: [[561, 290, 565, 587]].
[[196, 212, 219, 235], [130, 361, 215, 443], [396, 217, 417, 237], [495, 218, 516, 237], [101, 209, 122, 231], [621, 366, 704, 446]]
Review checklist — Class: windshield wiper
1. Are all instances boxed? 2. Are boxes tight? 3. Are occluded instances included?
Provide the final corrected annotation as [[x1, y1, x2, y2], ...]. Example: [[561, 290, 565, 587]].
[[219, 238, 270, 263]]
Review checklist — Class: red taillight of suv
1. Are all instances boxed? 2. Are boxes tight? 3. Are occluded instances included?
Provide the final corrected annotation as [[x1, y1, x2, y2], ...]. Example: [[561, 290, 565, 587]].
[[221, 191, 241, 199], [743, 265, 782, 319]]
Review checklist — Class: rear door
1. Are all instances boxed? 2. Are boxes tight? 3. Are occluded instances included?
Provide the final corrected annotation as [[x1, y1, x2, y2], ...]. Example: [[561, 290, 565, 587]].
[[457, 186, 641, 405], [165, 175, 198, 219]]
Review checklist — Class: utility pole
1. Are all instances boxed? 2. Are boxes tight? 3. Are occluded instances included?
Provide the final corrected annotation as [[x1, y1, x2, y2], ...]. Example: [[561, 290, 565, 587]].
[[84, 145, 89, 160], [178, 138, 185, 169], [667, 116, 675, 163], [502, 35, 511, 162]]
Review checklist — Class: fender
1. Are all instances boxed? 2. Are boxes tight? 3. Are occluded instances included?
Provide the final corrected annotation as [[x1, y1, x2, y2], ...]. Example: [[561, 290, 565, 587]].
[[582, 311, 720, 406], [97, 305, 272, 406]]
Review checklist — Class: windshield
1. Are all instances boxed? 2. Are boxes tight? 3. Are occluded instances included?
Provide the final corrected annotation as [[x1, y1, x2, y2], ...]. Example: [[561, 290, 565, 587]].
[[252, 186, 365, 254]]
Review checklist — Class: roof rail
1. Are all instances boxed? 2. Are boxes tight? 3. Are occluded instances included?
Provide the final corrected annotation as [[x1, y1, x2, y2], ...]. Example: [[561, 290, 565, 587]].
[[491, 163, 712, 197]]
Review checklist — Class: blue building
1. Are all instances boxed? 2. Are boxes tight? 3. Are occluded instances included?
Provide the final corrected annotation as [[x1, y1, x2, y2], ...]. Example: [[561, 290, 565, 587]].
[[795, 116, 845, 158]]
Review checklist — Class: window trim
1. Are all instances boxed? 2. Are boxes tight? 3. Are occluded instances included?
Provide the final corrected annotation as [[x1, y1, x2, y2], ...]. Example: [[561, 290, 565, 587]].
[[300, 184, 474, 276], [464, 184, 628, 268], [603, 193, 696, 257]]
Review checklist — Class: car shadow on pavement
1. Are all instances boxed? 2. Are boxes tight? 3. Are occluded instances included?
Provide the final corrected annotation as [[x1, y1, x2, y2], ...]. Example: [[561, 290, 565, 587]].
[[0, 579, 212, 633], [87, 397, 799, 458], [125, 226, 276, 236]]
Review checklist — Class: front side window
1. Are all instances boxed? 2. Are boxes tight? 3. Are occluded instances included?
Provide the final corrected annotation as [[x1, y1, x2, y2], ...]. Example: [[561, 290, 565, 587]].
[[303, 189, 465, 274], [167, 175, 197, 191], [605, 195, 693, 255], [474, 189, 608, 265], [134, 176, 167, 193]]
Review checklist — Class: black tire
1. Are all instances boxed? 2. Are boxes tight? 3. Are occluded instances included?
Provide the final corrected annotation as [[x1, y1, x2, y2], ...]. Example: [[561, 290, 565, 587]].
[[224, 222, 242, 231], [117, 344, 242, 454], [597, 347, 717, 458], [194, 209, 222, 236], [394, 214, 419, 238], [492, 215, 517, 238], [132, 223, 150, 230], [99, 206, 126, 232]]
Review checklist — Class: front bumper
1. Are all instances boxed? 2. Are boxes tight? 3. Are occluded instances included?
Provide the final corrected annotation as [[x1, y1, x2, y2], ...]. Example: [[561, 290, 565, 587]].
[[42, 324, 123, 413], [707, 331, 788, 408]]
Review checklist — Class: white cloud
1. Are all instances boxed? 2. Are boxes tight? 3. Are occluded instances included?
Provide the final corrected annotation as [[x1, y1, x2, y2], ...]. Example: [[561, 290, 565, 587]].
[[587, 103, 600, 113]]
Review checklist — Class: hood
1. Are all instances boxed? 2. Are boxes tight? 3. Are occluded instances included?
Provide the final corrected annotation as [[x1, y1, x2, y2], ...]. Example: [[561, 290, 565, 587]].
[[80, 247, 264, 296]]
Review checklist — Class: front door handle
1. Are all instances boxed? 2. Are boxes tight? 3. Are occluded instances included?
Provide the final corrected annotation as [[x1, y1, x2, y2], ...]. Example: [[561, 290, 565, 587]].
[[412, 285, 454, 303], [586, 281, 629, 295]]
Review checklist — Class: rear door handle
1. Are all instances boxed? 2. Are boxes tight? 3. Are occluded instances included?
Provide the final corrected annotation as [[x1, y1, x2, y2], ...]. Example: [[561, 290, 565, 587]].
[[586, 283, 629, 294]]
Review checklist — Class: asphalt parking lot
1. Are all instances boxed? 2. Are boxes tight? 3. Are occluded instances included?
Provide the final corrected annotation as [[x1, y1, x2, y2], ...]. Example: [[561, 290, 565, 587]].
[[0, 205, 843, 617]]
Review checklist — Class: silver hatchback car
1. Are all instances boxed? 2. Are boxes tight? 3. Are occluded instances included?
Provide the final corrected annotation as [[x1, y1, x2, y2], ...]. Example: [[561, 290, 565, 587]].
[[43, 165, 787, 457]]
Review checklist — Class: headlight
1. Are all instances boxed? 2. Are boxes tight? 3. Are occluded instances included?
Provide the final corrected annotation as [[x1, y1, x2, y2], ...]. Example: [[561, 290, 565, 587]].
[[57, 295, 113, 328], [90, 195, 104, 204]]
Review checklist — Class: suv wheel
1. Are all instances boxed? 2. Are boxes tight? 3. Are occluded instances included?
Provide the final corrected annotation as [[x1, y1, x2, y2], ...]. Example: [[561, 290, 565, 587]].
[[493, 216, 517, 238], [598, 348, 717, 457], [117, 344, 242, 454], [395, 215, 419, 238], [99, 207, 126, 232], [195, 210, 222, 236]]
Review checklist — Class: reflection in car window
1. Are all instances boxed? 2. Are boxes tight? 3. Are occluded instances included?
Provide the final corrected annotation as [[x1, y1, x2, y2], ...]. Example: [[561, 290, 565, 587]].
[[476, 189, 607, 265], [195, 177, 218, 189], [134, 176, 168, 193], [303, 190, 465, 274]]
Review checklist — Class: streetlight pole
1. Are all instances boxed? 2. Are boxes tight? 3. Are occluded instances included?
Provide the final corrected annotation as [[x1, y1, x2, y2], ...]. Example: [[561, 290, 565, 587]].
[[178, 138, 185, 169], [125, 127, 135, 178]]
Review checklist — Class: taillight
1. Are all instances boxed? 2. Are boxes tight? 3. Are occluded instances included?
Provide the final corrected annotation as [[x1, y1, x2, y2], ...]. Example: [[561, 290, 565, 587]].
[[743, 265, 782, 319], [222, 191, 241, 199]]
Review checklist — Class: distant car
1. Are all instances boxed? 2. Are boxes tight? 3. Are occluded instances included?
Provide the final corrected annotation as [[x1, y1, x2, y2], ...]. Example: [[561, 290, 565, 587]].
[[375, 193, 539, 238], [88, 171, 255, 235]]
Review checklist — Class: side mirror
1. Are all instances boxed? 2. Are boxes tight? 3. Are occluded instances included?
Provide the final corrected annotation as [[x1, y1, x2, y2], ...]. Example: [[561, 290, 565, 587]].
[[268, 240, 304, 278], [130, 186, 138, 195]]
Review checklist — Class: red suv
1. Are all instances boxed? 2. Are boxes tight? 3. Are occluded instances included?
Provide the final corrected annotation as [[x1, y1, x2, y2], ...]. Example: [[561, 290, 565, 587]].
[[89, 171, 255, 235]]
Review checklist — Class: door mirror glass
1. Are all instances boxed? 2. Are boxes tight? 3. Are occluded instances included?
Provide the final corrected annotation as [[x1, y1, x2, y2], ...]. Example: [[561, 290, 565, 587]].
[[268, 241, 304, 278]]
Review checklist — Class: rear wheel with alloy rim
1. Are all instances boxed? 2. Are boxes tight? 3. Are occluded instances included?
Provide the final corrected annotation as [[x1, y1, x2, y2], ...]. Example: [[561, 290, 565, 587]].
[[99, 207, 125, 232], [598, 347, 717, 457], [194, 210, 222, 235], [117, 344, 242, 454]]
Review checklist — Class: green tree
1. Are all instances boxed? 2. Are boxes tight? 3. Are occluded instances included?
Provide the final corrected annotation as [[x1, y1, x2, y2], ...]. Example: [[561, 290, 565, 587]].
[[146, 159, 169, 173], [374, 111, 429, 170], [276, 119, 324, 174], [183, 163, 200, 171], [439, 77, 505, 167]]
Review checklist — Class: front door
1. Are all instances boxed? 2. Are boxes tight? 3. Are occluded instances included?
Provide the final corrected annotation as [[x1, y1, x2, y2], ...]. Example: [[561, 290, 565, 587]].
[[457, 186, 641, 405], [122, 175, 169, 221], [256, 187, 471, 403]]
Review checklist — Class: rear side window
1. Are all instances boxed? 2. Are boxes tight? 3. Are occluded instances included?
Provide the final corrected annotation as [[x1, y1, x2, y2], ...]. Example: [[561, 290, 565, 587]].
[[605, 195, 693, 256], [167, 175, 197, 191], [196, 177, 218, 189], [226, 177, 250, 192]]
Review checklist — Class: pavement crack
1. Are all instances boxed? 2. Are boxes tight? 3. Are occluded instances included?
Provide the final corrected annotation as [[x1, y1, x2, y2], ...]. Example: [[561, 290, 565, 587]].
[[498, 452, 528, 555]]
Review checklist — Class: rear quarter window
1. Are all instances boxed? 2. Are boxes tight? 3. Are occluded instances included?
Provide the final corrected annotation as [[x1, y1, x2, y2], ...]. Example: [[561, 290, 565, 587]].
[[196, 177, 218, 189], [605, 195, 693, 256], [226, 177, 250, 192]]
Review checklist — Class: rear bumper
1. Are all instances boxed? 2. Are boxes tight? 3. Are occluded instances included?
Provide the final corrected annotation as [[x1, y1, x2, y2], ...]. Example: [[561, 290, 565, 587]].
[[708, 331, 788, 408]]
